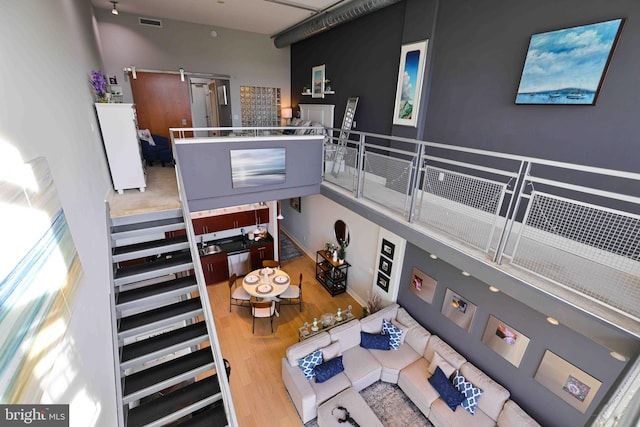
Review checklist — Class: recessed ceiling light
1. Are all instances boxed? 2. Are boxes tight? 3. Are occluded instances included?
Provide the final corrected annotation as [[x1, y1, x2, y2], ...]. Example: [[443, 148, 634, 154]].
[[610, 351, 627, 362], [488, 285, 500, 293], [461, 271, 470, 277], [429, 253, 438, 259], [546, 317, 559, 325]]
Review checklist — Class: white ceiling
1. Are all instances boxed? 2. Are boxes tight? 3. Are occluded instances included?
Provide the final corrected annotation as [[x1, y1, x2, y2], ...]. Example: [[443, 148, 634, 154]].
[[92, 0, 351, 36]]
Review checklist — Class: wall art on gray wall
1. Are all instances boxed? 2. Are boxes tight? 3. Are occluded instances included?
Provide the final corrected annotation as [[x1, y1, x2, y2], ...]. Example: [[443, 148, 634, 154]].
[[481, 315, 530, 368], [534, 350, 602, 413], [409, 266, 437, 304], [515, 19, 624, 105], [441, 288, 476, 332], [393, 40, 428, 127]]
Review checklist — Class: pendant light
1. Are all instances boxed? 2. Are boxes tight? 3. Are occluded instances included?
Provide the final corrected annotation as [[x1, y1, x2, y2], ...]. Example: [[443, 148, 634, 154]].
[[111, 1, 119, 15]]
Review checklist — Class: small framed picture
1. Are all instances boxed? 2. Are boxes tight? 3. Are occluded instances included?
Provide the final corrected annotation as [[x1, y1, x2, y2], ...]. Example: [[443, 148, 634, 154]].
[[534, 350, 602, 413], [481, 315, 530, 368], [312, 64, 326, 99], [441, 288, 476, 332], [290, 197, 301, 213], [376, 272, 390, 292], [381, 239, 395, 259], [378, 256, 392, 275], [108, 75, 118, 85], [410, 267, 437, 304]]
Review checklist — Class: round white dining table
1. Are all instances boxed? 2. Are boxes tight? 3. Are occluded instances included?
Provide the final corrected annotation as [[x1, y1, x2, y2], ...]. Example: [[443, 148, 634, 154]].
[[242, 267, 290, 299]]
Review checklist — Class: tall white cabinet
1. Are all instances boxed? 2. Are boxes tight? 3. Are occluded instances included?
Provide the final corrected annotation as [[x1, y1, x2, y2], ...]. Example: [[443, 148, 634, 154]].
[[95, 103, 146, 194]]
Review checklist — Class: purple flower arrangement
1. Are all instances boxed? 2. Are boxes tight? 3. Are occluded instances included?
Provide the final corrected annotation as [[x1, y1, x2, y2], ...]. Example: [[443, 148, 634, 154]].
[[91, 70, 108, 101]]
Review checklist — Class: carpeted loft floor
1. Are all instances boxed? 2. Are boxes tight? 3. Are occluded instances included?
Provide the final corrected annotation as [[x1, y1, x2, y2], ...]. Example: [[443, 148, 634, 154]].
[[305, 381, 433, 427]]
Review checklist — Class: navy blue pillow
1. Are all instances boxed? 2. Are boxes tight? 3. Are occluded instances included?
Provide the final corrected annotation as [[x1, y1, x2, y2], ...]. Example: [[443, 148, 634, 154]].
[[314, 356, 344, 383], [360, 332, 391, 350], [428, 366, 466, 411], [282, 127, 296, 135]]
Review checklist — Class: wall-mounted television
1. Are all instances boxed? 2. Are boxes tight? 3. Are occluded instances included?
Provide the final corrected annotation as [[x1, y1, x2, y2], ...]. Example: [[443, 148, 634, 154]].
[[230, 148, 286, 188]]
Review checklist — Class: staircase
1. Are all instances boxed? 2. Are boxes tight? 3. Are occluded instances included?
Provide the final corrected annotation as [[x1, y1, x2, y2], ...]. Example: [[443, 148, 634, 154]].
[[108, 207, 236, 427]]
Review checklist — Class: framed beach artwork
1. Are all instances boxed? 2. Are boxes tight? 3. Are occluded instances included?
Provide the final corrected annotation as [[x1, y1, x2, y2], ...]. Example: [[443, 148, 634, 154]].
[[393, 40, 428, 126], [481, 315, 530, 368], [230, 148, 286, 188], [312, 64, 326, 99], [515, 19, 624, 105], [534, 350, 602, 413]]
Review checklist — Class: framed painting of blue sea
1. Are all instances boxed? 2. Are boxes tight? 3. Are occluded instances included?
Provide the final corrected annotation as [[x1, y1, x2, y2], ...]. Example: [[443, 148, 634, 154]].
[[515, 19, 624, 105], [393, 40, 428, 126], [230, 147, 286, 188]]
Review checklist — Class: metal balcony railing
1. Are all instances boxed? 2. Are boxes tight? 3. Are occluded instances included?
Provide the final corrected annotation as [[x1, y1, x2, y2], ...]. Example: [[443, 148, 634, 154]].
[[324, 128, 640, 330]]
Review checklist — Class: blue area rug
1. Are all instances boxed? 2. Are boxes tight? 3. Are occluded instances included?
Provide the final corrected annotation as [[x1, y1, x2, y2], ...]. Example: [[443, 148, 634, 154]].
[[305, 381, 433, 427], [280, 233, 303, 261]]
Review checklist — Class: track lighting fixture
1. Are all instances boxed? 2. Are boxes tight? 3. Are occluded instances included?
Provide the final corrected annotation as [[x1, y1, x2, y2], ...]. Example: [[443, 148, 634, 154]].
[[111, 1, 119, 15], [179, 67, 185, 82], [130, 65, 136, 79]]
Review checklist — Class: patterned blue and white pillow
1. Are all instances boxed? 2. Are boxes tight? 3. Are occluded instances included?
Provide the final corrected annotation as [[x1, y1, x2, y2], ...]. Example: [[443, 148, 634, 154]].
[[452, 371, 484, 415], [381, 319, 404, 350], [298, 350, 323, 380]]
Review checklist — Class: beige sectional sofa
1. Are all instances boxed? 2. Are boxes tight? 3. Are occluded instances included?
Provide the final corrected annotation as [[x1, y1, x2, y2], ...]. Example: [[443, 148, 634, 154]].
[[282, 303, 540, 426]]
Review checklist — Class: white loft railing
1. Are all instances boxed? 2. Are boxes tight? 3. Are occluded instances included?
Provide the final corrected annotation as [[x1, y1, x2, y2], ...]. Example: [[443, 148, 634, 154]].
[[323, 127, 640, 333]]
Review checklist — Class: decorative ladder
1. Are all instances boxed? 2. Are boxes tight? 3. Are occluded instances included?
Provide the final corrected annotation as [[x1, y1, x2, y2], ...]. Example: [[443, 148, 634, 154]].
[[108, 206, 236, 427]]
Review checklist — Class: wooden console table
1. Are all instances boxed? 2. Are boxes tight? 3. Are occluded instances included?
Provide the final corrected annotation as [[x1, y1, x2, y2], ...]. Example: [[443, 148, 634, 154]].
[[315, 250, 350, 296]]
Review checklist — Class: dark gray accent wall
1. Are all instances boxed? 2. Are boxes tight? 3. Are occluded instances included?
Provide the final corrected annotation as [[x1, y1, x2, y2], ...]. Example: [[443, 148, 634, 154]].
[[426, 1, 640, 174], [175, 137, 323, 211], [291, 3, 405, 134], [398, 242, 637, 427], [292, 1, 640, 425]]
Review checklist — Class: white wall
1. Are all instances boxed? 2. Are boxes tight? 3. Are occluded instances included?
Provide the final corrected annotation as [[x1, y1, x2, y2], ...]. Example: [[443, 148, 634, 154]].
[[280, 194, 381, 306], [0, 1, 117, 425], [94, 9, 291, 126]]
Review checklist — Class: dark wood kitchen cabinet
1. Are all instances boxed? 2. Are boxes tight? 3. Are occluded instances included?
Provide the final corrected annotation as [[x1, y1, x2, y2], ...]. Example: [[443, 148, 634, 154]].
[[192, 207, 269, 235], [250, 243, 274, 270], [200, 253, 228, 285]]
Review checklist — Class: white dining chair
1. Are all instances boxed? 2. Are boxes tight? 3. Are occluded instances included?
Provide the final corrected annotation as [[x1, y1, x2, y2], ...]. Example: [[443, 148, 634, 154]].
[[228, 273, 251, 312], [279, 272, 302, 312], [251, 298, 276, 333]]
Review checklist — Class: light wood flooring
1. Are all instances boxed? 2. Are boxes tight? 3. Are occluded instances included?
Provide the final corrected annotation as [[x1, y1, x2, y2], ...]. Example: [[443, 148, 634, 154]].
[[109, 166, 362, 425], [207, 247, 361, 426]]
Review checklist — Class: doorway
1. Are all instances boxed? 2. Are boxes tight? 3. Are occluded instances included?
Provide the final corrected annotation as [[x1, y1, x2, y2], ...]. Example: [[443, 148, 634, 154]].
[[129, 71, 192, 139]]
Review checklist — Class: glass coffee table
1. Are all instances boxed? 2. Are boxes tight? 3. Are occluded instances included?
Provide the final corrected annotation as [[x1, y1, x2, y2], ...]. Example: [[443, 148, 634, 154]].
[[298, 306, 355, 341]]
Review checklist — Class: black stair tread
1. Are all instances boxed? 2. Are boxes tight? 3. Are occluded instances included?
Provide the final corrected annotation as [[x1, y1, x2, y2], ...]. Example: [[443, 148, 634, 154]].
[[123, 348, 214, 396], [122, 322, 209, 363], [117, 276, 197, 305], [119, 298, 203, 333], [173, 403, 228, 427], [111, 217, 184, 234], [114, 252, 192, 279], [126, 375, 222, 427], [113, 234, 188, 256]]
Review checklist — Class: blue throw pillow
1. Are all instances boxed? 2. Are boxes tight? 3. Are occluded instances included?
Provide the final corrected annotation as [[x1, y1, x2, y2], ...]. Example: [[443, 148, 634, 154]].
[[452, 371, 484, 415], [360, 332, 390, 350], [428, 366, 466, 411], [314, 356, 344, 383], [298, 350, 323, 380], [381, 319, 404, 350]]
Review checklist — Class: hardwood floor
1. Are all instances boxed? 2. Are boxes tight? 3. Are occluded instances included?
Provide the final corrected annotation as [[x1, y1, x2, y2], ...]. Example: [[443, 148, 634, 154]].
[[206, 254, 362, 427]]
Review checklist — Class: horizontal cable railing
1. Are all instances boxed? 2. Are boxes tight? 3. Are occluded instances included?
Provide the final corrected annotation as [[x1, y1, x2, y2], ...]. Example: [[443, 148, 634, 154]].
[[324, 127, 640, 325]]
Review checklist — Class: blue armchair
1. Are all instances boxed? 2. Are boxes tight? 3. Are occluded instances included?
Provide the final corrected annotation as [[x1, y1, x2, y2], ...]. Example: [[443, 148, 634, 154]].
[[140, 134, 174, 166]]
